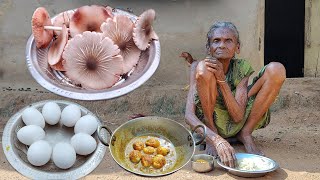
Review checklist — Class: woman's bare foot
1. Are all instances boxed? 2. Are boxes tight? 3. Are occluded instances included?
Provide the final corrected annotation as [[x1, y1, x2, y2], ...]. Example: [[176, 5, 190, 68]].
[[237, 132, 264, 156], [206, 143, 218, 157]]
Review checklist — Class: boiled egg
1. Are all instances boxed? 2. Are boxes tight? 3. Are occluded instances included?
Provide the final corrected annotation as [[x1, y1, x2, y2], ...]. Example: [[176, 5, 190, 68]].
[[74, 114, 98, 135], [22, 107, 45, 128], [61, 104, 81, 127], [17, 125, 45, 146], [71, 133, 97, 155], [52, 142, 76, 169], [27, 140, 52, 166], [42, 102, 61, 125]]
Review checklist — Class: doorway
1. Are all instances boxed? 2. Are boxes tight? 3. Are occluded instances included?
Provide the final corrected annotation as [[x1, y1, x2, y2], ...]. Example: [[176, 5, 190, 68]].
[[265, 0, 305, 78]]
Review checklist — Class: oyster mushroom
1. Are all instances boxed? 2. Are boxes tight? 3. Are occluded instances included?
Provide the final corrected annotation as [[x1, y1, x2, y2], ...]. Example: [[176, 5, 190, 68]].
[[101, 15, 141, 74], [31, 7, 54, 48], [53, 11, 75, 36], [48, 24, 68, 71], [62, 31, 123, 89], [133, 9, 159, 50], [69, 5, 113, 37]]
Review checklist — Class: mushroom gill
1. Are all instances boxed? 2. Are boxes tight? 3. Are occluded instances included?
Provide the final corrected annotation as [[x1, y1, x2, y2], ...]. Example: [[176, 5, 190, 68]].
[[62, 31, 124, 89], [133, 9, 159, 51], [31, 7, 54, 48], [53, 11, 74, 36], [101, 15, 141, 74], [48, 24, 68, 71]]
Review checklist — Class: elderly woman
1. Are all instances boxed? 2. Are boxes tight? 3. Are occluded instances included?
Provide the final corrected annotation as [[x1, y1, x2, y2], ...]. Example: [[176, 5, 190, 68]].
[[185, 21, 286, 167]]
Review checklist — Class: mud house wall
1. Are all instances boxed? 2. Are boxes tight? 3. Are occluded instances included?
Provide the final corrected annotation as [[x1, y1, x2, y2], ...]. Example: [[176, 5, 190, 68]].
[[0, 0, 263, 86], [102, 0, 265, 85], [305, 0, 320, 77]]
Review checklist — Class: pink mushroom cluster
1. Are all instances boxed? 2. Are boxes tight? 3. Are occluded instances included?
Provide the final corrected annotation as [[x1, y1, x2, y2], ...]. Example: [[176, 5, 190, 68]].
[[31, 5, 158, 90]]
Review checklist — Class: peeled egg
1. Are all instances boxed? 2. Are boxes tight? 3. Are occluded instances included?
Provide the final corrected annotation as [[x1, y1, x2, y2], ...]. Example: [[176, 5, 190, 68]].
[[52, 142, 76, 169], [61, 104, 81, 127], [22, 107, 45, 128], [27, 140, 52, 166], [17, 125, 45, 145], [42, 102, 61, 125], [74, 114, 98, 135], [71, 133, 97, 155]]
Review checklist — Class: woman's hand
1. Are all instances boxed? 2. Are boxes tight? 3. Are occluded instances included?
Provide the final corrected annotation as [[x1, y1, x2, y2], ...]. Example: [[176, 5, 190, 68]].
[[211, 137, 236, 168], [204, 57, 226, 82]]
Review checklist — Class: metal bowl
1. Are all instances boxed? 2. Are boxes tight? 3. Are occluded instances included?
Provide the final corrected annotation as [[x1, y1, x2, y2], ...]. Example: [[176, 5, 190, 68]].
[[25, 9, 160, 100], [97, 117, 206, 176], [217, 153, 279, 178], [191, 154, 214, 173], [2, 100, 107, 179]]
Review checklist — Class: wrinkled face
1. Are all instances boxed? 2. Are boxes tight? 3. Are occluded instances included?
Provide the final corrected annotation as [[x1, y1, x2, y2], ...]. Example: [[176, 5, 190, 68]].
[[209, 28, 240, 60]]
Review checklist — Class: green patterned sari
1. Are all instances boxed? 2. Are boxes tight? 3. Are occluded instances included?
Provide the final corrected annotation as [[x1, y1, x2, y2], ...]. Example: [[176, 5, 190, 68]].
[[195, 59, 270, 138]]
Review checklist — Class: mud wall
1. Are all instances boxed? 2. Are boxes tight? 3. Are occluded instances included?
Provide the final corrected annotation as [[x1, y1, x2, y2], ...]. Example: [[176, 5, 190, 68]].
[[305, 0, 320, 77]]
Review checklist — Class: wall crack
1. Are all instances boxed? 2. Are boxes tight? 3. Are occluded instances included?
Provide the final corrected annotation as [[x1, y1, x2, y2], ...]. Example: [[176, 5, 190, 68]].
[[315, 49, 320, 77]]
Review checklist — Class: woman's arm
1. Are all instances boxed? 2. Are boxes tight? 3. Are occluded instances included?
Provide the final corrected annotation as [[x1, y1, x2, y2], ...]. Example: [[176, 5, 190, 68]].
[[185, 61, 236, 168], [218, 77, 249, 123], [205, 60, 249, 123], [185, 62, 213, 136]]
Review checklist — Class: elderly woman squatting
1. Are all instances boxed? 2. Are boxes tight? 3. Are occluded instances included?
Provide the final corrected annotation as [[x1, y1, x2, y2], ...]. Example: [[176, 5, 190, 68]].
[[184, 22, 286, 167]]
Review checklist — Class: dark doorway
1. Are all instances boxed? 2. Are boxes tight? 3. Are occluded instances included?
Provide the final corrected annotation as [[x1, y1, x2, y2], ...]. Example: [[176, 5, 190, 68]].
[[265, 0, 305, 78]]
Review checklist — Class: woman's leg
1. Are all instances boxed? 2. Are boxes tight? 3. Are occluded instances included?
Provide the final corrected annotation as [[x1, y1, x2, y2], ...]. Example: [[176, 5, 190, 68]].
[[196, 61, 218, 133], [237, 62, 286, 155], [196, 61, 219, 155]]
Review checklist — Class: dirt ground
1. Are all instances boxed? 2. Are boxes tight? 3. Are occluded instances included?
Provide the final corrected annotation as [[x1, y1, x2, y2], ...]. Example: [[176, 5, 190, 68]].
[[0, 78, 320, 180]]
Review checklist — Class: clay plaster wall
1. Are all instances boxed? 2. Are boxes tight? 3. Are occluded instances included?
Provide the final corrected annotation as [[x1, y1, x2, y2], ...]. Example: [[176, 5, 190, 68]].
[[305, 0, 320, 77]]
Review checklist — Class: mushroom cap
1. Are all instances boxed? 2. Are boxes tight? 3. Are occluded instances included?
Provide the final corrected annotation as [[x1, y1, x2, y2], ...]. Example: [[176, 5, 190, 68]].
[[69, 5, 113, 37], [48, 24, 68, 71], [62, 31, 124, 89], [101, 15, 141, 74], [53, 11, 75, 36], [32, 7, 54, 48], [133, 9, 158, 51]]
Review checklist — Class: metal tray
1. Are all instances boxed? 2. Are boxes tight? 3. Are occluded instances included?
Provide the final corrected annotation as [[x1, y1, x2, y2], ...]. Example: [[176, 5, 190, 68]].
[[25, 9, 161, 100], [2, 100, 107, 179]]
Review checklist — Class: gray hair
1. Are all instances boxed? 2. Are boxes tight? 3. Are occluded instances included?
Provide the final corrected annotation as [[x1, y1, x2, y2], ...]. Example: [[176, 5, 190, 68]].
[[206, 21, 240, 53]]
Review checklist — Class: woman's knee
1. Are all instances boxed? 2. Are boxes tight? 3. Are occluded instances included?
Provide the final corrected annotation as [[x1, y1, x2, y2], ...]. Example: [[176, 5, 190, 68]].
[[265, 62, 286, 84], [196, 61, 216, 82]]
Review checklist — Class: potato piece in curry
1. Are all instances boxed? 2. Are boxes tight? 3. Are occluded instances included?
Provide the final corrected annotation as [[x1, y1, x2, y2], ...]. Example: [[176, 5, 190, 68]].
[[133, 141, 144, 151], [141, 154, 153, 167], [143, 146, 155, 154], [152, 154, 166, 169], [145, 138, 160, 148], [129, 150, 142, 163], [156, 146, 170, 156]]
